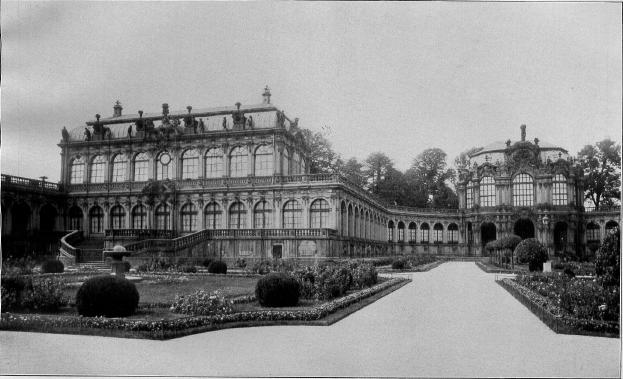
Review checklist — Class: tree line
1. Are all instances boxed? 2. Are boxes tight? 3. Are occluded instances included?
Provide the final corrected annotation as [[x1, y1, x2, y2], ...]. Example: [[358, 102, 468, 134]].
[[301, 128, 620, 211]]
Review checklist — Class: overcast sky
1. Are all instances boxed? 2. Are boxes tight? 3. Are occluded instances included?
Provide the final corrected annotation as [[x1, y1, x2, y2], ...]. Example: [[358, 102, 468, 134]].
[[2, 1, 621, 182]]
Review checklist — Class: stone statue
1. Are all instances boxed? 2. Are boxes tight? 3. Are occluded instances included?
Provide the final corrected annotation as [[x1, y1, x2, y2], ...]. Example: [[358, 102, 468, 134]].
[[222, 117, 227, 129], [61, 126, 69, 142], [84, 127, 92, 141], [276, 111, 285, 128], [198, 118, 206, 133], [506, 139, 511, 147], [246, 116, 254, 129], [127, 125, 133, 138]]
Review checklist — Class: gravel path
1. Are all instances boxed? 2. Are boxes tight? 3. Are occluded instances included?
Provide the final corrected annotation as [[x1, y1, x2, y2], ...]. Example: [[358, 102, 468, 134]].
[[1, 262, 620, 377]]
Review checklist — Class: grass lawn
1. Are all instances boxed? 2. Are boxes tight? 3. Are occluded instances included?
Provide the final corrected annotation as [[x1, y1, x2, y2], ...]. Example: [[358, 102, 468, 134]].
[[63, 275, 258, 304]]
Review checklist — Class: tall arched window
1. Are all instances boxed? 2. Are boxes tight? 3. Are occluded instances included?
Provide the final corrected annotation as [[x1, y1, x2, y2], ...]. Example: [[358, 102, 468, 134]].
[[133, 153, 149, 182], [448, 223, 459, 244], [110, 205, 125, 230], [180, 203, 197, 232], [205, 148, 224, 178], [282, 200, 302, 229], [68, 206, 83, 230], [230, 146, 248, 177], [111, 154, 127, 182], [282, 148, 290, 175], [70, 157, 85, 184], [229, 202, 247, 229], [420, 223, 430, 243], [310, 199, 330, 228], [397, 222, 405, 242], [480, 176, 496, 207], [181, 150, 199, 179], [155, 203, 170, 230], [254, 145, 273, 176], [156, 152, 173, 180], [408, 222, 417, 242], [204, 202, 222, 229], [90, 155, 106, 183], [552, 174, 567, 206], [292, 152, 301, 175], [433, 223, 443, 243], [512, 173, 534, 207], [254, 200, 272, 229], [89, 206, 104, 234], [586, 222, 600, 242], [132, 205, 147, 229], [387, 221, 395, 241], [466, 183, 474, 208]]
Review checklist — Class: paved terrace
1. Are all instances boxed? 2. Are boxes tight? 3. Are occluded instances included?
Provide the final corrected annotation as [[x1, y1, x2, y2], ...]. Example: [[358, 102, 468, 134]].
[[0, 262, 620, 377]]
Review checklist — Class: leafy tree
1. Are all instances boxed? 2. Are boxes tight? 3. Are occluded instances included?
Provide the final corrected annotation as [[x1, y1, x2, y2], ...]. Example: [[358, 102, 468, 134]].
[[338, 157, 366, 188], [577, 139, 621, 210], [300, 128, 341, 174], [363, 152, 394, 194], [454, 146, 483, 169], [595, 230, 620, 287], [406, 148, 458, 208]]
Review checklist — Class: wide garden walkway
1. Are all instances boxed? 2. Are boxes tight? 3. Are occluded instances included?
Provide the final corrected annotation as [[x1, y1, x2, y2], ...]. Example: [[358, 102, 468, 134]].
[[1, 262, 620, 377]]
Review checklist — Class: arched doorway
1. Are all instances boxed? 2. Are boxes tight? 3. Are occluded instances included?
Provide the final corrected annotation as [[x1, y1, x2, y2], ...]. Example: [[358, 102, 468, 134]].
[[481, 222, 496, 255], [514, 219, 535, 240], [11, 202, 31, 239], [553, 222, 567, 255], [40, 204, 57, 233]]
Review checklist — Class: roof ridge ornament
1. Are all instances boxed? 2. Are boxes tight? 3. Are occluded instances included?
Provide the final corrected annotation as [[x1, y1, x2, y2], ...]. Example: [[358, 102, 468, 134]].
[[262, 86, 271, 104], [521, 124, 526, 142]]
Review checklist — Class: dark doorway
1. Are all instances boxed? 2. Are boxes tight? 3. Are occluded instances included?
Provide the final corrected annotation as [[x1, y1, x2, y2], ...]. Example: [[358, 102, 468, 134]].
[[514, 219, 535, 239], [11, 202, 31, 238], [553, 222, 568, 254], [481, 222, 496, 254], [40, 204, 57, 232], [272, 245, 282, 259]]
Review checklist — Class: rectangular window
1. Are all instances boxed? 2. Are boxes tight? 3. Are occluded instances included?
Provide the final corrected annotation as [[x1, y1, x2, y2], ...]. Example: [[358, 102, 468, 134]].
[[112, 161, 127, 182], [134, 161, 148, 182], [466, 186, 473, 208]]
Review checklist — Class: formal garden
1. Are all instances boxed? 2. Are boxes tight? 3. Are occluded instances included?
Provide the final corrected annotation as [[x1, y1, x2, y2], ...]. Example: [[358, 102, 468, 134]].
[[0, 254, 441, 339], [494, 230, 620, 337]]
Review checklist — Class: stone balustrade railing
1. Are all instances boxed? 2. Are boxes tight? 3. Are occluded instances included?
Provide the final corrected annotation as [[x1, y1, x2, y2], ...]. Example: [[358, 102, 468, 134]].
[[58, 230, 83, 263], [105, 229, 176, 239], [2, 173, 62, 192]]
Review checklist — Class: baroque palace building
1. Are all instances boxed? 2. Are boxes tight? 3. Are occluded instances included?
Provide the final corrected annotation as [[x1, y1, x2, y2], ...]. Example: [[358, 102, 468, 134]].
[[1, 88, 620, 264]]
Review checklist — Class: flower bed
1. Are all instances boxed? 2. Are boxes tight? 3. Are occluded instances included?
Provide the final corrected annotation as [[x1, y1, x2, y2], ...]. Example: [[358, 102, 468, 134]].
[[497, 278, 619, 338], [0, 277, 409, 340]]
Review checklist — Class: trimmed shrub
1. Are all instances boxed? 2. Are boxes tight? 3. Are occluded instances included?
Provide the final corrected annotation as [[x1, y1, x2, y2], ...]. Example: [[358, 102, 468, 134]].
[[21, 278, 67, 311], [349, 262, 378, 289], [1, 274, 31, 311], [563, 266, 576, 278], [515, 238, 549, 271], [315, 265, 352, 300], [76, 276, 139, 317], [202, 258, 213, 268], [180, 264, 197, 273], [40, 259, 64, 274], [255, 272, 300, 307], [171, 290, 233, 316], [235, 258, 247, 269], [207, 261, 227, 274], [391, 260, 406, 270], [595, 230, 620, 287]]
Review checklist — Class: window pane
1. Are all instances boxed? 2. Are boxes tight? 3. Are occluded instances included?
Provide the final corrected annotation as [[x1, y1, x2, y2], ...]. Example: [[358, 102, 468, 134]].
[[553, 174, 567, 206], [205, 148, 224, 178], [282, 200, 302, 228], [157, 152, 173, 180], [155, 204, 170, 230], [112, 154, 127, 182], [134, 153, 149, 182], [513, 174, 534, 207], [229, 202, 247, 229], [181, 204, 197, 232], [205, 203, 222, 229], [90, 156, 106, 183], [111, 206, 125, 229], [310, 199, 330, 228], [182, 150, 199, 179], [480, 176, 496, 207], [230, 147, 248, 177], [254, 145, 273, 176], [70, 158, 85, 184], [254, 201, 272, 228]]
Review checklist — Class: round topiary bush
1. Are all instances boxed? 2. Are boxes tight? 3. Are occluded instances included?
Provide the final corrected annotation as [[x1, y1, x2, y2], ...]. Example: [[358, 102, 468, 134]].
[[41, 259, 64, 274], [207, 260, 227, 274], [202, 258, 213, 268], [255, 272, 300, 307], [76, 275, 139, 317], [180, 264, 197, 273], [391, 260, 406, 270], [514, 238, 549, 272]]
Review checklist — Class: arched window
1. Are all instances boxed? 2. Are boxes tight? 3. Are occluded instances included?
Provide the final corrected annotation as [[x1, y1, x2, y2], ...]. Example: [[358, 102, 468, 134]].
[[282, 148, 290, 175], [230, 146, 248, 177], [90, 155, 106, 183], [552, 174, 567, 206], [68, 206, 83, 230], [181, 150, 199, 179], [586, 222, 600, 242], [433, 223, 443, 244], [254, 145, 273, 176], [89, 206, 104, 234], [155, 203, 170, 230], [448, 223, 459, 244], [156, 152, 173, 180], [397, 222, 405, 242], [133, 153, 149, 182], [340, 202, 347, 236], [310, 199, 330, 228], [204, 202, 222, 229], [420, 223, 430, 243], [205, 148, 224, 178], [110, 205, 125, 230], [111, 154, 127, 182], [229, 202, 247, 229], [132, 205, 147, 229], [479, 176, 496, 207], [512, 174, 534, 207], [387, 220, 395, 241], [408, 222, 417, 242], [283, 200, 302, 229], [70, 157, 85, 184], [466, 182, 474, 208], [180, 203, 197, 232], [254, 200, 272, 229], [292, 152, 301, 175]]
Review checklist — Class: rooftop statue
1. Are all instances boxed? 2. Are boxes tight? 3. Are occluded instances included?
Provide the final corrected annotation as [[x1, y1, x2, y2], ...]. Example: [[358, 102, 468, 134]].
[[84, 127, 92, 141], [61, 126, 69, 142]]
